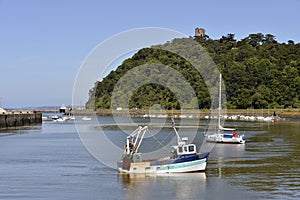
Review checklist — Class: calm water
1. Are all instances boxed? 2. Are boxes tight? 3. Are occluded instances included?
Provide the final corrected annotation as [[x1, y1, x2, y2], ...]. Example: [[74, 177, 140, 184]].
[[0, 117, 299, 200]]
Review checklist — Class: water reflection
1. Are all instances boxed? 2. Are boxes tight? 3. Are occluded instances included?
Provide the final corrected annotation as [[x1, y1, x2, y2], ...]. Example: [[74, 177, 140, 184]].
[[1, 116, 298, 199], [119, 173, 207, 200], [118, 172, 257, 200], [208, 121, 300, 199]]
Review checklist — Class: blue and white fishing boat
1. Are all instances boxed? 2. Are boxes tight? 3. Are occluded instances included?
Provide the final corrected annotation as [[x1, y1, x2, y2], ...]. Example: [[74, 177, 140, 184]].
[[118, 120, 209, 174], [206, 74, 246, 144]]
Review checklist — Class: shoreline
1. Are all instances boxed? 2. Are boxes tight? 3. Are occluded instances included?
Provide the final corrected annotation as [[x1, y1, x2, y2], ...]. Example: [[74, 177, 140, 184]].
[[65, 109, 300, 120]]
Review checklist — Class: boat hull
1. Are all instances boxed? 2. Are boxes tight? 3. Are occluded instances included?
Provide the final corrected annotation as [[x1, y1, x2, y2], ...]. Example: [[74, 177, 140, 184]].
[[206, 134, 245, 144], [118, 153, 209, 174]]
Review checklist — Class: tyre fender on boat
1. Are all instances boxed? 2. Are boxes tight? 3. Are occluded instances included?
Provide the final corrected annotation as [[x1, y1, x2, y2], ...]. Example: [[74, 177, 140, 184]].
[[124, 142, 136, 153]]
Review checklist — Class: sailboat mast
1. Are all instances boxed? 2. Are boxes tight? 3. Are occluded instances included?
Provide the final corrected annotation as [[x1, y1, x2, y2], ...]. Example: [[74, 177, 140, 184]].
[[218, 74, 222, 131]]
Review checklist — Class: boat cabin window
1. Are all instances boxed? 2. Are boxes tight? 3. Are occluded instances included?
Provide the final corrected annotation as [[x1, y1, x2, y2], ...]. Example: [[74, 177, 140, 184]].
[[178, 146, 183, 153], [177, 144, 196, 155], [184, 146, 188, 152], [188, 145, 195, 152]]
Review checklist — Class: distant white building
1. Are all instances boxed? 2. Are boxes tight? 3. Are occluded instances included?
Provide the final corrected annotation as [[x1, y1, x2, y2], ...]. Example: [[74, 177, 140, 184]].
[[0, 107, 6, 114]]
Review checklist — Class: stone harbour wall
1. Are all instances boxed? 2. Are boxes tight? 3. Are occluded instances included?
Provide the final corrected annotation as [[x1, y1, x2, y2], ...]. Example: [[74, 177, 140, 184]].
[[0, 111, 42, 129]]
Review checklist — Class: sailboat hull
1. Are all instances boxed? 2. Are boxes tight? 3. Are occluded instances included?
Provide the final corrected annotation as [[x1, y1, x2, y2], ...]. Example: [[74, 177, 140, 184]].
[[206, 134, 246, 144]]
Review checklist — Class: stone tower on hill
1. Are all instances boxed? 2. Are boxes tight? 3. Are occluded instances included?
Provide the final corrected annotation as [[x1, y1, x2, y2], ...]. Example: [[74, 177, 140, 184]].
[[195, 27, 205, 37]]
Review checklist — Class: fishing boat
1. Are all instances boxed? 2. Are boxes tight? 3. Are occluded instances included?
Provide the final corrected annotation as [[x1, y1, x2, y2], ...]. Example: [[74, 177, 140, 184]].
[[118, 119, 209, 174], [205, 74, 246, 144]]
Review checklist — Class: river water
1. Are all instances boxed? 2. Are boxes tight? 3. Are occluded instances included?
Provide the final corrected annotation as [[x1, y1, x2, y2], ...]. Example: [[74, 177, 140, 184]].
[[0, 116, 299, 200]]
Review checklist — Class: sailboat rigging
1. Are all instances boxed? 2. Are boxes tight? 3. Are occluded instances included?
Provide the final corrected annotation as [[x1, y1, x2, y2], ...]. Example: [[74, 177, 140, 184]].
[[205, 74, 246, 144]]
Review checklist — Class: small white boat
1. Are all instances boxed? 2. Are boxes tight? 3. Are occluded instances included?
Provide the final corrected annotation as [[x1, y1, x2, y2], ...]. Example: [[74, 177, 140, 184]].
[[59, 104, 67, 113], [53, 118, 65, 122], [53, 116, 69, 122], [82, 116, 92, 121], [205, 74, 246, 144], [42, 116, 48, 121], [0, 107, 7, 114], [50, 115, 59, 120], [118, 119, 209, 174]]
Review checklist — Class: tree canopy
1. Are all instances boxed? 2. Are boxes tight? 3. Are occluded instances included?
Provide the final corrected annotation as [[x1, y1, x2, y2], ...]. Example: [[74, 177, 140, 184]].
[[87, 33, 300, 110]]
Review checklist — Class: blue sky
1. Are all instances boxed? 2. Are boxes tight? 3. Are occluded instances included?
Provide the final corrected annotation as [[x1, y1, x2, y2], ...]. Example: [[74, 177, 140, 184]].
[[1, 0, 300, 108]]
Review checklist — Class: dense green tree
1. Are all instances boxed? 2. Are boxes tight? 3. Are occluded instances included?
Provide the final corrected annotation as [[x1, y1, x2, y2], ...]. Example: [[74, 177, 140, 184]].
[[87, 32, 300, 110], [263, 34, 277, 44]]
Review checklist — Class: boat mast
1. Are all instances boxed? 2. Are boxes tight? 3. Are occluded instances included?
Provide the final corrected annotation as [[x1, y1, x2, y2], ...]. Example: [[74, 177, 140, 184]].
[[218, 74, 222, 133], [171, 117, 183, 145]]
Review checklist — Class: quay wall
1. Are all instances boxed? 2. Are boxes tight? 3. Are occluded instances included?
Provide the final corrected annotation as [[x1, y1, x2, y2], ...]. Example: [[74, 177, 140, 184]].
[[0, 111, 42, 129]]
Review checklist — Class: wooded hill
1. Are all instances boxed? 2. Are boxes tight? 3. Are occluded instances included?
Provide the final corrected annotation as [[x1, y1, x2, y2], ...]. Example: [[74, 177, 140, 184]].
[[86, 33, 300, 110]]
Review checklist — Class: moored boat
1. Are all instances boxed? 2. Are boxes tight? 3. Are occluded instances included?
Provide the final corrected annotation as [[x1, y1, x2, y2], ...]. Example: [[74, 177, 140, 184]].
[[118, 120, 209, 174], [205, 74, 246, 144], [206, 126, 246, 144], [82, 116, 92, 121]]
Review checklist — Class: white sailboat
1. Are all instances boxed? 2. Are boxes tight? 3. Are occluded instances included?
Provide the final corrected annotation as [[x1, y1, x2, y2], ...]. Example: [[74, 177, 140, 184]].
[[206, 74, 246, 144], [118, 119, 209, 174]]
